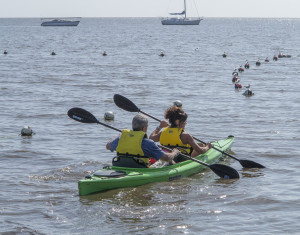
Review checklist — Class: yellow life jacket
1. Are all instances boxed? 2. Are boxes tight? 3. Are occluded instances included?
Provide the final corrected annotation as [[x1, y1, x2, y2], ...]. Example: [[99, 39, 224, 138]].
[[160, 127, 193, 155], [116, 129, 149, 165]]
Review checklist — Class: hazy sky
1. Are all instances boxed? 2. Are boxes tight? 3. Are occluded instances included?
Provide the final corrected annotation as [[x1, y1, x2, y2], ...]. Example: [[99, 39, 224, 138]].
[[0, 0, 300, 18]]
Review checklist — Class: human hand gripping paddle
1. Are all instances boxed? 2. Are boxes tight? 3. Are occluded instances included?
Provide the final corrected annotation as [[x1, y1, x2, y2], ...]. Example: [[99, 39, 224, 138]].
[[67, 107, 240, 179], [113, 94, 265, 169]]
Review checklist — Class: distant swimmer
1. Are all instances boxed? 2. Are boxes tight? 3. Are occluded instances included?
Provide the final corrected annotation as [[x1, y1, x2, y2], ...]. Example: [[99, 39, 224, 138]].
[[278, 52, 291, 58], [3, 50, 8, 55], [103, 51, 107, 56], [244, 60, 250, 69], [278, 52, 284, 58], [238, 66, 244, 72], [232, 75, 240, 83], [235, 83, 242, 89], [51, 50, 56, 55], [265, 57, 269, 62], [256, 60, 261, 66], [243, 89, 254, 97], [159, 51, 165, 57], [273, 55, 278, 61], [232, 70, 239, 76], [222, 52, 227, 58]]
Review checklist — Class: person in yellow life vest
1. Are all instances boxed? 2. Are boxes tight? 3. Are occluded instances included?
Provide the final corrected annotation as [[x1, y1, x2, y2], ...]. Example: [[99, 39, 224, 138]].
[[106, 114, 180, 168], [149, 106, 213, 158]]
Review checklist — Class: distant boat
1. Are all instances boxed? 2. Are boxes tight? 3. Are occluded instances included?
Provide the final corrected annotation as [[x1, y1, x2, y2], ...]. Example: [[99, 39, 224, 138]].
[[161, 0, 202, 25], [41, 18, 80, 26]]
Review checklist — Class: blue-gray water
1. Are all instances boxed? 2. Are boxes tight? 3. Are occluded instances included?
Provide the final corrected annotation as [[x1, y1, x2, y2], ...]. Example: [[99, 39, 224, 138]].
[[0, 18, 299, 234]]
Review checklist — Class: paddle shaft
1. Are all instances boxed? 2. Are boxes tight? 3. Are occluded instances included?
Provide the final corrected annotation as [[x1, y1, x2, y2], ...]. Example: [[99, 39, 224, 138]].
[[96, 120, 122, 133], [140, 110, 161, 122], [192, 136, 239, 161]]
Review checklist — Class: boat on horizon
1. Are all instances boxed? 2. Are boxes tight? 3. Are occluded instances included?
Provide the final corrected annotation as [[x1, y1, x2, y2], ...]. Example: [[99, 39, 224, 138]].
[[161, 0, 202, 25], [41, 18, 81, 26]]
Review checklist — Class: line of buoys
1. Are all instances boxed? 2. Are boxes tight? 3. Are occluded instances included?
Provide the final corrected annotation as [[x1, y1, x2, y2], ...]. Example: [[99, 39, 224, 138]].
[[229, 51, 292, 97]]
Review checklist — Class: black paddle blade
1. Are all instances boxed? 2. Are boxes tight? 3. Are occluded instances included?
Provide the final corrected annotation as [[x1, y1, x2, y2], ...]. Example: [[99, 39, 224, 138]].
[[113, 94, 140, 112], [210, 164, 240, 179], [239, 159, 265, 168], [67, 107, 98, 124]]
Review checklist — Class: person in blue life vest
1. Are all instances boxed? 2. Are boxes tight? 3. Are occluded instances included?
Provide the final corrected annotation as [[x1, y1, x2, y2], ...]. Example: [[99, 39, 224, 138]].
[[106, 114, 180, 168], [149, 106, 213, 159]]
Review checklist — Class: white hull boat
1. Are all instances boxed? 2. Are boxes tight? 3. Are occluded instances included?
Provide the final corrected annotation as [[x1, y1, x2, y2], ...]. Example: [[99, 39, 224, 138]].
[[41, 18, 80, 26], [161, 0, 202, 25]]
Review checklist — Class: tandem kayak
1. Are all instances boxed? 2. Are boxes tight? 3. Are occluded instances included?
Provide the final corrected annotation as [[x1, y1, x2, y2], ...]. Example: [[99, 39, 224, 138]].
[[78, 136, 234, 196]]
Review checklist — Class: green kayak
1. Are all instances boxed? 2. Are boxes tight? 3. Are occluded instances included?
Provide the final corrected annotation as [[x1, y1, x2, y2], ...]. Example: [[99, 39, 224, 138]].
[[78, 136, 234, 196]]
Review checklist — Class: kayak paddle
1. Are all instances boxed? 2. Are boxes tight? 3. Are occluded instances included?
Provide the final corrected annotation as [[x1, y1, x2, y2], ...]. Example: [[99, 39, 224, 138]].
[[113, 94, 265, 169], [67, 107, 240, 179]]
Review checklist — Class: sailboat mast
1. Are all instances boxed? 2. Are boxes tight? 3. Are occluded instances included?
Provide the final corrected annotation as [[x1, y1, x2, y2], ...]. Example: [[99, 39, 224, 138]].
[[184, 0, 187, 19]]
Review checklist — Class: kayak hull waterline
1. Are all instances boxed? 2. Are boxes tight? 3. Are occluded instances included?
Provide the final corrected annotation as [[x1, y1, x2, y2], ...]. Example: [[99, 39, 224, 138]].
[[78, 136, 234, 196]]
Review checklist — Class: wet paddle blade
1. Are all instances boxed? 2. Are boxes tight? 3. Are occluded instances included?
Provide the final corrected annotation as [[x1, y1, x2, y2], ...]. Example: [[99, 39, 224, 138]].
[[67, 107, 98, 124], [113, 94, 140, 112], [239, 159, 265, 168], [210, 164, 240, 179]]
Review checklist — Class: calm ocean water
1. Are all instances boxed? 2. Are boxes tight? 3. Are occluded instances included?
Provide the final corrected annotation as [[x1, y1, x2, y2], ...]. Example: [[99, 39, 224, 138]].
[[0, 17, 299, 234]]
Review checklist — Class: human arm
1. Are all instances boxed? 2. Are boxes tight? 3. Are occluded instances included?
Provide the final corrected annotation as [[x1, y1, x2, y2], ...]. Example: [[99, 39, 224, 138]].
[[142, 139, 178, 165], [160, 148, 180, 165], [149, 120, 168, 142], [181, 132, 213, 156], [106, 135, 120, 151]]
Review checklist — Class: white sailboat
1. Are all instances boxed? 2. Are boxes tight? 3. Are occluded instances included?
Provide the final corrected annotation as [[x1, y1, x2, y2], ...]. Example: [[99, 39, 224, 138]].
[[161, 0, 202, 25]]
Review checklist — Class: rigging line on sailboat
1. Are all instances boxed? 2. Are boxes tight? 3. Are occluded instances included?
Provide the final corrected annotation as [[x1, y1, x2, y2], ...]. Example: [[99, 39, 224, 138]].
[[192, 0, 201, 18]]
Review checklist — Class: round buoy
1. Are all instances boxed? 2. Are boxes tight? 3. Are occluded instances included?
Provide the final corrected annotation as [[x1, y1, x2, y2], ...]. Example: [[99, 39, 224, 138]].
[[104, 111, 114, 121], [173, 100, 183, 108], [21, 126, 33, 136]]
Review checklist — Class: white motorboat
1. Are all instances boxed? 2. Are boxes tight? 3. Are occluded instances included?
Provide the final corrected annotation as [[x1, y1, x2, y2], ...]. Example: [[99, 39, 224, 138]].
[[41, 18, 80, 26]]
